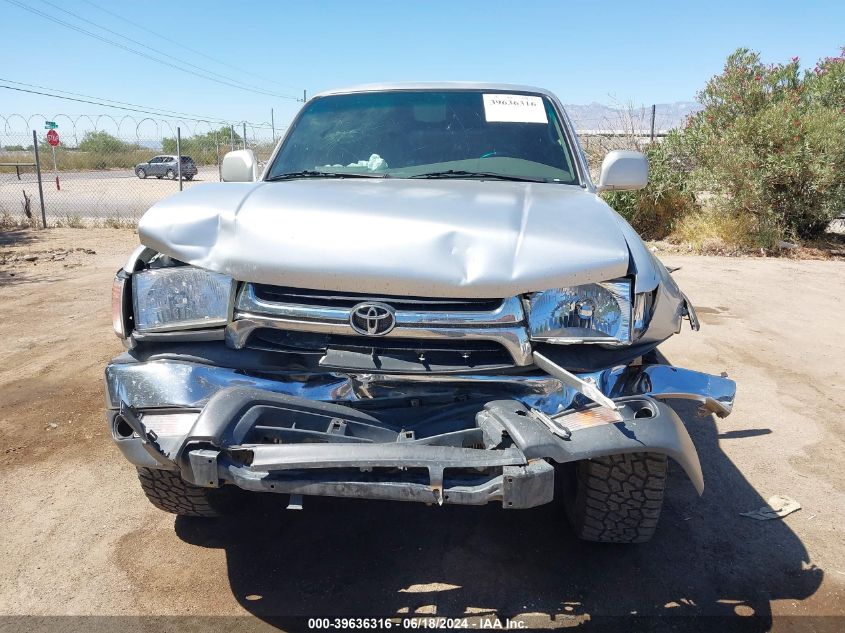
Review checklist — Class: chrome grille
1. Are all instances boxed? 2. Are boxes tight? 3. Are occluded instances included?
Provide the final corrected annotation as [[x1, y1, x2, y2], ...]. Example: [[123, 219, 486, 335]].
[[225, 283, 533, 368], [252, 285, 504, 312]]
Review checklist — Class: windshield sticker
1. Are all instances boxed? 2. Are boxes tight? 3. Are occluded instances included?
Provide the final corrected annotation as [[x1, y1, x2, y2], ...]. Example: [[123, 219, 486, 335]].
[[483, 94, 548, 123]]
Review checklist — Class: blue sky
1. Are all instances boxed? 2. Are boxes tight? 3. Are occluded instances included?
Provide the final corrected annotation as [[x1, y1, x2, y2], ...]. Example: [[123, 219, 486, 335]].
[[1, 0, 843, 133]]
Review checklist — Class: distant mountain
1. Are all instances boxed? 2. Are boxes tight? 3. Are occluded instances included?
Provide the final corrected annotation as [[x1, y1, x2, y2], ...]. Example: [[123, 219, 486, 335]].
[[564, 101, 701, 133]]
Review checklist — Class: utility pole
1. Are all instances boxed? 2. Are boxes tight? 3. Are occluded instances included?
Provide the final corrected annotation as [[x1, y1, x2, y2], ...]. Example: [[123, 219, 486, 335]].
[[176, 126, 183, 191], [650, 104, 656, 143], [215, 130, 221, 181], [303, 89, 307, 103], [32, 130, 46, 228], [242, 122, 247, 150], [230, 125, 235, 151], [271, 108, 275, 142]]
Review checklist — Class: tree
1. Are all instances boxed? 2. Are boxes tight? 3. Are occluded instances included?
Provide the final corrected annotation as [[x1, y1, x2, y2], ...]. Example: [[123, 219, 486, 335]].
[[78, 131, 140, 153], [161, 127, 241, 164]]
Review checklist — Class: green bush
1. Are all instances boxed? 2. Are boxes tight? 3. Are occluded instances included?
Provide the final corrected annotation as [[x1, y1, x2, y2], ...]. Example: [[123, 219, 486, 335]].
[[603, 47, 845, 248], [162, 127, 240, 165], [602, 130, 697, 239], [685, 48, 845, 242]]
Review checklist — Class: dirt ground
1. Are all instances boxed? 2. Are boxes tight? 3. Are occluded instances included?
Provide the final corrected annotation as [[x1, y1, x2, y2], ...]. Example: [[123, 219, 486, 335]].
[[0, 228, 843, 631]]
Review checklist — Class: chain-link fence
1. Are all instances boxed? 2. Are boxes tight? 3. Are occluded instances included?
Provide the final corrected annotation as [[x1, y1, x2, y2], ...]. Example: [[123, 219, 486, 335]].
[[568, 103, 687, 180], [1, 114, 280, 228], [2, 105, 687, 229]]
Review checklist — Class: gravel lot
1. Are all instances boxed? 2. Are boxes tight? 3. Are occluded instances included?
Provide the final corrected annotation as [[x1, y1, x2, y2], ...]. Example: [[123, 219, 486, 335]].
[[0, 228, 843, 631]]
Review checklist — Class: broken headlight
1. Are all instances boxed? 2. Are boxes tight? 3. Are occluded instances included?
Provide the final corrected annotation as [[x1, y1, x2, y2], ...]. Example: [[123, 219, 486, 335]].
[[527, 279, 633, 345], [132, 267, 233, 333]]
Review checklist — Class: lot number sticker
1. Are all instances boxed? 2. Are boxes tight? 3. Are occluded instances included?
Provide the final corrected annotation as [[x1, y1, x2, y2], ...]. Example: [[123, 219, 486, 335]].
[[483, 94, 548, 123]]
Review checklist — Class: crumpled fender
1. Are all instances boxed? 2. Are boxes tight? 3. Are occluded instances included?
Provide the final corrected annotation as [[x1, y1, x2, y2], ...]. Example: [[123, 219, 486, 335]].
[[478, 396, 705, 494]]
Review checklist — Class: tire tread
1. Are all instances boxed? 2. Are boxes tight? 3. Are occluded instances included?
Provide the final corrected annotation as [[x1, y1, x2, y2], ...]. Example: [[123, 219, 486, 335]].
[[568, 452, 668, 543], [137, 467, 221, 517]]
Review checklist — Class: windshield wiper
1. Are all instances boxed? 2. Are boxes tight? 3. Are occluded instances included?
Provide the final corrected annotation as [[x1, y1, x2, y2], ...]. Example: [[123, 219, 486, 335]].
[[407, 170, 546, 183], [266, 170, 389, 181]]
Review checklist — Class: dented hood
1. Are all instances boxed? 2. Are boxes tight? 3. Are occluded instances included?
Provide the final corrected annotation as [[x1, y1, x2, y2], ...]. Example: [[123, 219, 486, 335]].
[[138, 179, 632, 298]]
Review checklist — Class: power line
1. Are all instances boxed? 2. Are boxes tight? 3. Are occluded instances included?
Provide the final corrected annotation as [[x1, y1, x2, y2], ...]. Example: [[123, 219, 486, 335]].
[[79, 0, 299, 92], [3, 0, 300, 101], [0, 77, 236, 123], [0, 82, 275, 128], [36, 0, 293, 98]]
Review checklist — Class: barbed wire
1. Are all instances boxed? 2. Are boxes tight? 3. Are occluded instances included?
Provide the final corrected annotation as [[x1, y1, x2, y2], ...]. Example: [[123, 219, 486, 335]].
[[0, 112, 283, 144]]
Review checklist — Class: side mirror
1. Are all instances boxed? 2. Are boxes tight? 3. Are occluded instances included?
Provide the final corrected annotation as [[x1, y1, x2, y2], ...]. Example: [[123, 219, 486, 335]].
[[596, 150, 648, 192], [221, 149, 258, 182]]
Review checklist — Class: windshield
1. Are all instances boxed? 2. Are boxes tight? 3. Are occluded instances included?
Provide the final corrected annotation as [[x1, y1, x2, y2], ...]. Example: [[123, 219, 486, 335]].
[[266, 90, 579, 184]]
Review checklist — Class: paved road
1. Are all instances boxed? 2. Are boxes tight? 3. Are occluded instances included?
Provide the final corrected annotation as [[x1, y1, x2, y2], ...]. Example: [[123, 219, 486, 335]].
[[0, 165, 219, 222]]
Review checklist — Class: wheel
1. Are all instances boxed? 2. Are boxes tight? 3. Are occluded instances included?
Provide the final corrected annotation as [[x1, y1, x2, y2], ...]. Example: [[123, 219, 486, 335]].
[[136, 467, 239, 517], [165, 169, 176, 180], [559, 452, 668, 543], [185, 175, 194, 181], [136, 168, 146, 179]]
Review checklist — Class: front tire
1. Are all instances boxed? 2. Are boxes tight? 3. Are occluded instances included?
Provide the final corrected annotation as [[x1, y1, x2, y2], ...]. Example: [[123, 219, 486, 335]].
[[137, 467, 237, 517], [165, 169, 176, 180], [136, 168, 146, 179], [561, 452, 668, 543]]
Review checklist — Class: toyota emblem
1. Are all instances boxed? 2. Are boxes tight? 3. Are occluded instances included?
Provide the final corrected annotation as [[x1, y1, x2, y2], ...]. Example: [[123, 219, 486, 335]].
[[349, 302, 396, 336]]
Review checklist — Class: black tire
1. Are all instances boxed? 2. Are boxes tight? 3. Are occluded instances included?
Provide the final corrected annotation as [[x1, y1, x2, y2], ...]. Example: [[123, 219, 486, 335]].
[[137, 467, 236, 517], [561, 452, 668, 543], [185, 175, 194, 181], [136, 168, 146, 179], [165, 169, 176, 180]]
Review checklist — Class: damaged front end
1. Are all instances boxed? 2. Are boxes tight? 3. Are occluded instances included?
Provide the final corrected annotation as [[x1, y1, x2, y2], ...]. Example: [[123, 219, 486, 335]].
[[104, 236, 736, 545], [105, 341, 735, 508], [106, 237, 736, 516]]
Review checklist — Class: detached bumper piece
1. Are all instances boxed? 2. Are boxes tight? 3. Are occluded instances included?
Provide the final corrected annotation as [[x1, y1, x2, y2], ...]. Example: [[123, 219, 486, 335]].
[[159, 386, 704, 509], [177, 388, 553, 508]]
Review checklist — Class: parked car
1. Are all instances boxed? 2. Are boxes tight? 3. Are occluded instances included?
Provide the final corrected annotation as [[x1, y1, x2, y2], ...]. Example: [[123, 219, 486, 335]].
[[106, 83, 736, 543], [134, 155, 197, 180]]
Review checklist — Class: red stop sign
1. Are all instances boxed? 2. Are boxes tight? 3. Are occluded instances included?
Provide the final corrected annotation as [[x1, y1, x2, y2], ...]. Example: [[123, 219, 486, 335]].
[[46, 129, 60, 146]]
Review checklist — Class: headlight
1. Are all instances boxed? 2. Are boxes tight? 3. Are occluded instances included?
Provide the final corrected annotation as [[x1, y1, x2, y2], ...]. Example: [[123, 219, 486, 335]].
[[132, 267, 233, 333], [528, 279, 633, 345]]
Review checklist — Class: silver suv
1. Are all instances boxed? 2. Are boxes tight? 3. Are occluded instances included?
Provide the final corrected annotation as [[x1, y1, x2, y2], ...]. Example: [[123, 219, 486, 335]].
[[134, 154, 197, 180], [106, 83, 735, 543]]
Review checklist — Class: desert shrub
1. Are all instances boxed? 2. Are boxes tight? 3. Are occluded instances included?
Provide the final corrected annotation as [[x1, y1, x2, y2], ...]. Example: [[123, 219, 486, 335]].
[[602, 130, 698, 239], [54, 213, 86, 228], [100, 214, 137, 229], [671, 207, 765, 253]]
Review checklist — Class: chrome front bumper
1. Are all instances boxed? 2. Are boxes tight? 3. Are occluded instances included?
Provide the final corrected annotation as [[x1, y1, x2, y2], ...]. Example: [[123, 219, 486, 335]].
[[104, 358, 735, 503], [105, 358, 735, 424]]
